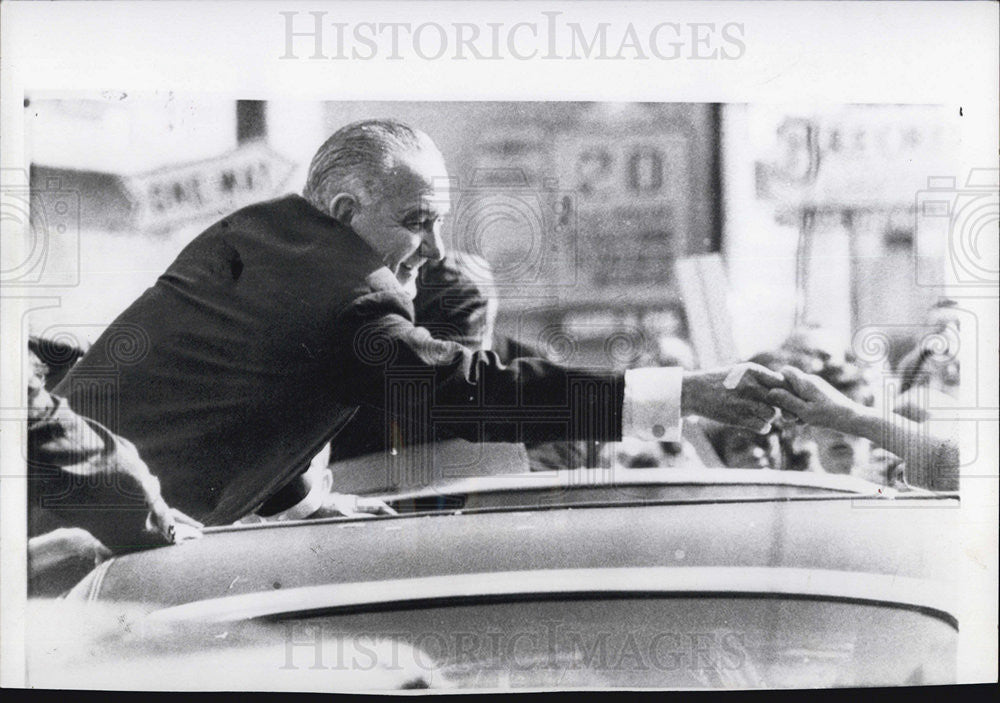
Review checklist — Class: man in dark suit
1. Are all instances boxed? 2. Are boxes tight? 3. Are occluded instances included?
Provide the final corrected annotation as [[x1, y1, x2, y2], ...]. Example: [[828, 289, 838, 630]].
[[55, 119, 784, 526]]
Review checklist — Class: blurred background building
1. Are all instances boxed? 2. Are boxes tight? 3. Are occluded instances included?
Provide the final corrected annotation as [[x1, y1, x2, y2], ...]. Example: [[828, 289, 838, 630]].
[[22, 96, 963, 373]]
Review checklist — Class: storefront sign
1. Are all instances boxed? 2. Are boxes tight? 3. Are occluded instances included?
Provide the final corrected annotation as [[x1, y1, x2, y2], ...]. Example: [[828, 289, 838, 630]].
[[754, 106, 960, 209]]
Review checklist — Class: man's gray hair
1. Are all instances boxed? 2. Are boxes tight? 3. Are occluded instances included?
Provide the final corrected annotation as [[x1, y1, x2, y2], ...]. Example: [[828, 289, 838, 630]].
[[303, 119, 426, 215]]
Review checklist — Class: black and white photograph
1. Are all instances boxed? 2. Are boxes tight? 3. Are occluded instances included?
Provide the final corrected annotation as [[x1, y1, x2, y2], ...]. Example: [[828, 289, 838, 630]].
[[1, 0, 997, 693]]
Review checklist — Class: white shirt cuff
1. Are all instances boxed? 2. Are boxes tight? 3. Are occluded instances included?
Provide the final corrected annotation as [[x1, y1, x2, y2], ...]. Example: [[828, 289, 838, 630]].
[[623, 367, 683, 442]]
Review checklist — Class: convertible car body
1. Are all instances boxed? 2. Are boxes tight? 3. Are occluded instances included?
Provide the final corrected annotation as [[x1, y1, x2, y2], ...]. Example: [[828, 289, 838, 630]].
[[31, 468, 960, 691]]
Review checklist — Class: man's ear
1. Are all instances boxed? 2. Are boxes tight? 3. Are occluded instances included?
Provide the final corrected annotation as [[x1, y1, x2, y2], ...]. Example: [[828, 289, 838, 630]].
[[329, 193, 358, 225]]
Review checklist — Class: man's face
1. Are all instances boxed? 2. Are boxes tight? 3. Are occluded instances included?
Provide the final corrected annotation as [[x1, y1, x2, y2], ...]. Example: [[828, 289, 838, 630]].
[[349, 145, 451, 298]]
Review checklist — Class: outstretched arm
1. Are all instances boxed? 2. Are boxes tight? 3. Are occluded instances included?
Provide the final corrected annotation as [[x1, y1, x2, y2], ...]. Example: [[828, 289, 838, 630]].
[[335, 290, 785, 445], [766, 366, 959, 491]]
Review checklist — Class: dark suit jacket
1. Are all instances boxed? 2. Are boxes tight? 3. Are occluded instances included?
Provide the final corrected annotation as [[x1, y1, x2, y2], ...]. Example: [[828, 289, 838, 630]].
[[327, 333, 596, 477], [55, 195, 625, 526]]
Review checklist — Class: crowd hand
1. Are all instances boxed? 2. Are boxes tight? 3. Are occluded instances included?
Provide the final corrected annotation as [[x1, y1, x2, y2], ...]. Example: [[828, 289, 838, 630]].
[[314, 492, 398, 519], [682, 363, 785, 434], [146, 497, 204, 544], [765, 365, 863, 433], [108, 435, 203, 545]]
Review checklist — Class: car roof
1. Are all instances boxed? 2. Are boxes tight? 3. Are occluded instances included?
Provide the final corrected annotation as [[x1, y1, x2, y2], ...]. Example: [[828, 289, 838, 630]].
[[372, 467, 909, 505], [70, 486, 960, 626], [149, 565, 955, 628]]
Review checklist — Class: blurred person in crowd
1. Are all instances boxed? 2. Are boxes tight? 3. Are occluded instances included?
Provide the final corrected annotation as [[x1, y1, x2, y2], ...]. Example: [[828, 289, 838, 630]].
[[896, 298, 960, 398], [893, 298, 961, 426], [27, 348, 201, 595], [780, 325, 856, 371], [603, 434, 704, 469], [414, 252, 498, 351], [28, 334, 89, 391], [54, 118, 785, 526], [700, 419, 781, 469]]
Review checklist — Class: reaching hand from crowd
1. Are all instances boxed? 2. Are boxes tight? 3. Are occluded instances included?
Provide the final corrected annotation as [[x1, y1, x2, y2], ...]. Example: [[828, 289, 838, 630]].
[[766, 365, 959, 491], [764, 365, 863, 433]]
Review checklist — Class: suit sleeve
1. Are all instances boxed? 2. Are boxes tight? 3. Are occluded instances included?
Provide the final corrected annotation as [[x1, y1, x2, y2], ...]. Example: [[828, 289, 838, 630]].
[[333, 289, 626, 446]]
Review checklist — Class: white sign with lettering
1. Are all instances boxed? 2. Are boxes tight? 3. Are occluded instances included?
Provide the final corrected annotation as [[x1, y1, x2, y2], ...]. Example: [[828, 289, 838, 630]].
[[752, 105, 961, 209], [122, 143, 296, 232]]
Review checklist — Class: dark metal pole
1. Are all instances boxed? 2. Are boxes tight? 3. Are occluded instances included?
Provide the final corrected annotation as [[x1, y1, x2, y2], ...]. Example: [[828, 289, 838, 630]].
[[236, 101, 267, 144]]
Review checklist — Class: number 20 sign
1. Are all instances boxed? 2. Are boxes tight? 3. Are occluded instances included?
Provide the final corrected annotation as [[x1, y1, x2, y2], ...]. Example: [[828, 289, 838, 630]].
[[555, 133, 691, 209]]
